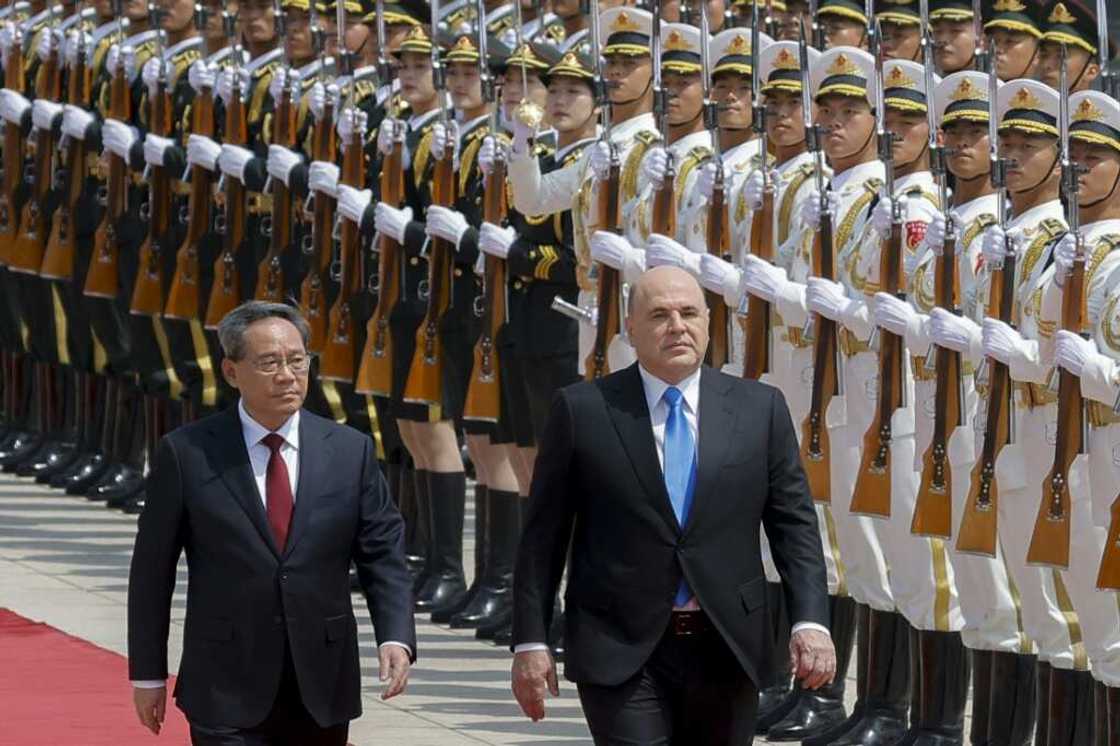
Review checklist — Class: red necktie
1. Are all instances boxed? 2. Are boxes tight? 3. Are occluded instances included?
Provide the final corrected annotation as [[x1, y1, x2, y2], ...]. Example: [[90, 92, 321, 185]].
[[261, 433, 294, 550]]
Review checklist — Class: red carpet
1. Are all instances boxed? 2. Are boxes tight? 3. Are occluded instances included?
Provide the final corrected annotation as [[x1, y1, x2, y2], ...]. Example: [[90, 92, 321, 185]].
[[0, 608, 190, 745]]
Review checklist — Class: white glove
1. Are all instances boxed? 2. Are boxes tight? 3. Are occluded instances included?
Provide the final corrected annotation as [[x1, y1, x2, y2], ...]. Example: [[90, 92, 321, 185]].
[[590, 230, 637, 271], [0, 23, 19, 68], [36, 25, 55, 62], [981, 225, 1023, 268], [217, 144, 254, 182], [30, 99, 62, 131], [646, 234, 701, 276], [871, 195, 905, 239], [425, 205, 470, 249], [479, 135, 507, 177], [102, 118, 137, 159], [806, 277, 856, 322], [697, 161, 733, 201], [337, 108, 367, 146], [741, 254, 789, 303], [309, 81, 341, 121], [143, 134, 175, 168], [188, 59, 216, 93], [268, 66, 298, 103], [337, 185, 372, 225], [186, 134, 221, 171], [431, 120, 460, 163], [924, 211, 948, 255], [376, 117, 403, 156], [1053, 232, 1079, 287], [873, 292, 922, 339], [510, 114, 535, 156], [141, 56, 163, 96], [479, 222, 516, 259], [106, 44, 137, 81], [266, 145, 302, 186], [216, 66, 250, 106], [930, 307, 982, 360], [374, 202, 413, 243], [589, 140, 612, 182], [61, 104, 94, 140], [742, 169, 775, 211], [981, 318, 1028, 365], [699, 253, 744, 308], [640, 146, 668, 191], [1053, 329, 1094, 377], [64, 30, 92, 66], [0, 89, 30, 125], [802, 188, 837, 231], [308, 161, 339, 198]]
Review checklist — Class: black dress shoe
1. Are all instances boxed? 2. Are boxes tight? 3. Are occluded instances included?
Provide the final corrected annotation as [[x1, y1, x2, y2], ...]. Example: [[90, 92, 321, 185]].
[[62, 453, 110, 494], [766, 691, 849, 741], [0, 431, 43, 470], [87, 464, 142, 502], [18, 440, 78, 480], [492, 623, 513, 648], [120, 492, 145, 514], [105, 476, 146, 509], [756, 687, 797, 735], [51, 450, 102, 489]]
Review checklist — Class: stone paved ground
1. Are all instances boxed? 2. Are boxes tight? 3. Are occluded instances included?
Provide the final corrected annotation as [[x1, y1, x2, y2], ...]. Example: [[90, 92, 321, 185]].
[[0, 473, 873, 745]]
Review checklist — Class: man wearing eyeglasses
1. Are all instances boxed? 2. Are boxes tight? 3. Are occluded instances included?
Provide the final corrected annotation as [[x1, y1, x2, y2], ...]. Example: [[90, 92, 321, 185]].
[[127, 301, 416, 745]]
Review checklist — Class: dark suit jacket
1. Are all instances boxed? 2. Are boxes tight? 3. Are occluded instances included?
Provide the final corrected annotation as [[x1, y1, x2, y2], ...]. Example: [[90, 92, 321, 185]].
[[512, 364, 829, 687], [127, 407, 416, 728]]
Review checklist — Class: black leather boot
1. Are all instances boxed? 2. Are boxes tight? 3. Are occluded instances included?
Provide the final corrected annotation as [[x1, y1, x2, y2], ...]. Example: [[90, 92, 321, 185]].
[[767, 594, 856, 741], [987, 651, 1036, 746], [410, 469, 431, 591], [1045, 668, 1095, 746], [1108, 686, 1120, 746], [907, 631, 970, 745], [413, 471, 467, 614], [450, 489, 519, 629], [433, 485, 488, 624], [21, 365, 80, 481], [1035, 661, 1052, 746], [829, 609, 911, 745], [756, 582, 795, 735], [803, 603, 871, 746], [970, 650, 993, 746], [0, 359, 42, 471], [65, 376, 115, 494], [1096, 681, 1109, 746], [393, 461, 426, 578]]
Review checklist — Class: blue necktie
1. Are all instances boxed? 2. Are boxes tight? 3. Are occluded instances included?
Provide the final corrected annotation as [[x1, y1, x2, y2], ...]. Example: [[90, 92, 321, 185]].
[[663, 386, 697, 606]]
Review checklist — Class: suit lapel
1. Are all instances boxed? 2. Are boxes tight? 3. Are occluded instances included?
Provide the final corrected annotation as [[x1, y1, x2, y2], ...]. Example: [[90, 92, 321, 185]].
[[281, 414, 331, 560], [604, 365, 681, 533], [210, 408, 281, 559], [685, 368, 738, 535]]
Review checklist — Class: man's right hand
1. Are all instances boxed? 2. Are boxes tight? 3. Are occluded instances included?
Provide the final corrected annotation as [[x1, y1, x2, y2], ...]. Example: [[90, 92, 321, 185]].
[[133, 685, 167, 735], [511, 649, 559, 721]]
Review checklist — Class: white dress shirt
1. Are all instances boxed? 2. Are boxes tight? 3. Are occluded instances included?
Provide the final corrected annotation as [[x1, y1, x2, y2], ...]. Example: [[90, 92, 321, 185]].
[[513, 365, 827, 655]]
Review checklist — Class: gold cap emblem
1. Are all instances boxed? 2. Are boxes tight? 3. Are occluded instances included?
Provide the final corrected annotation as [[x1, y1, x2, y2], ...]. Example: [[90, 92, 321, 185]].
[[1073, 98, 1105, 122], [665, 30, 690, 51], [774, 48, 799, 69], [949, 77, 986, 101], [827, 53, 859, 75], [992, 0, 1027, 11], [1047, 2, 1077, 23], [886, 65, 917, 88], [610, 11, 641, 32], [1010, 86, 1041, 109], [726, 34, 750, 54]]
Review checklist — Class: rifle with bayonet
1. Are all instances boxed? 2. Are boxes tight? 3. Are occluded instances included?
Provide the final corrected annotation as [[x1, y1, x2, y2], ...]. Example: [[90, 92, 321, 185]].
[[743, 1, 773, 378], [84, 0, 130, 298], [131, 2, 171, 316], [799, 21, 840, 502], [253, 0, 294, 302], [298, 2, 335, 352], [0, 0, 27, 265], [403, 0, 456, 405], [321, 0, 361, 381], [464, 0, 509, 423], [649, 2, 677, 239], [585, 0, 622, 380], [701, 1, 730, 370], [973, 0, 987, 72], [1027, 43, 1084, 569], [355, 0, 403, 397], [913, 4, 963, 536], [957, 59, 1013, 556], [203, 1, 245, 328], [1096, 0, 1115, 98], [165, 3, 218, 320], [851, 19, 906, 517], [42, 3, 93, 280], [9, 3, 60, 275]]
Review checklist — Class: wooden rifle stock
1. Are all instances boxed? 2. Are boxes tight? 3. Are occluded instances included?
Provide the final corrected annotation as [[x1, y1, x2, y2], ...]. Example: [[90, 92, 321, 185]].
[[800, 212, 839, 502], [463, 152, 507, 422], [0, 34, 25, 264], [1026, 247, 1085, 568], [130, 73, 173, 316], [742, 187, 775, 378], [957, 253, 1016, 555], [85, 61, 131, 299], [912, 232, 964, 537], [1097, 496, 1120, 590], [850, 222, 906, 516], [355, 132, 404, 396], [254, 79, 296, 302], [165, 84, 215, 320], [320, 110, 364, 382], [705, 168, 731, 371], [203, 77, 247, 329], [298, 100, 336, 351], [585, 159, 622, 380], [42, 31, 92, 280], [9, 42, 61, 275], [403, 149, 456, 405]]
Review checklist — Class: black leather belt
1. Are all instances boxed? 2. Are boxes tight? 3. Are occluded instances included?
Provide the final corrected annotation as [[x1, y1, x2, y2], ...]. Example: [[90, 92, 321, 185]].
[[670, 609, 712, 637]]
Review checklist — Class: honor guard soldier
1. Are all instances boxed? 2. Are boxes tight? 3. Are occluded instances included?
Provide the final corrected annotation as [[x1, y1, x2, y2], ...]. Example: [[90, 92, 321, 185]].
[[815, 0, 871, 49], [875, 0, 923, 60], [983, 0, 1043, 82], [929, 0, 983, 74], [1036, 0, 1107, 92]]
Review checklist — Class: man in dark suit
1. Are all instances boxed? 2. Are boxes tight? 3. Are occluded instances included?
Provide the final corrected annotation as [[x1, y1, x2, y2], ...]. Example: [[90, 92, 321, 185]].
[[511, 266, 835, 744], [127, 301, 416, 745]]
